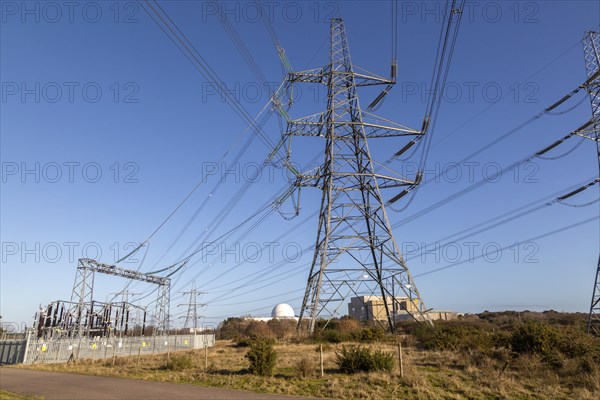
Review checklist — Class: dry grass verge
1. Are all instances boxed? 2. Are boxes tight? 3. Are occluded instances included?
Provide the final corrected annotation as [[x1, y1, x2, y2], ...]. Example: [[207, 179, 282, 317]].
[[16, 340, 599, 399]]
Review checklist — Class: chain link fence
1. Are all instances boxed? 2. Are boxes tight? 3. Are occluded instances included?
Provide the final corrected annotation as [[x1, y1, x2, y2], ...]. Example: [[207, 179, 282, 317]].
[[18, 333, 214, 365]]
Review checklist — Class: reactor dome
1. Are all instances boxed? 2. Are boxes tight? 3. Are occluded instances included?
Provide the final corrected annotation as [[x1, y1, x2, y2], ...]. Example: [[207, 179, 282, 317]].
[[271, 303, 295, 319]]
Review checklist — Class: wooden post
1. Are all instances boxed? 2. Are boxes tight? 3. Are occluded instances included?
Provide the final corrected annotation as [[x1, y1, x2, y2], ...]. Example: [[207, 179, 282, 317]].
[[137, 345, 141, 366], [54, 339, 62, 362], [204, 343, 208, 370], [75, 338, 82, 363], [319, 344, 324, 377], [111, 341, 117, 367], [166, 341, 171, 368], [397, 342, 404, 378]]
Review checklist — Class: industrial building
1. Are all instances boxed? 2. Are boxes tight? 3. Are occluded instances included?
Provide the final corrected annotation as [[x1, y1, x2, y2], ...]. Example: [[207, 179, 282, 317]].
[[348, 296, 457, 322], [348, 295, 419, 322]]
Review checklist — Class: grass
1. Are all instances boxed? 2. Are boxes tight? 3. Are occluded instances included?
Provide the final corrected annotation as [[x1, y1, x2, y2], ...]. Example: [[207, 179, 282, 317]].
[[0, 391, 43, 400], [16, 339, 599, 399]]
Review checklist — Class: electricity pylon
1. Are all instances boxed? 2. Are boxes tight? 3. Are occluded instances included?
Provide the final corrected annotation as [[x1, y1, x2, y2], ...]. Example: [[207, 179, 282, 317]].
[[178, 282, 205, 331], [287, 18, 430, 333], [582, 30, 600, 336]]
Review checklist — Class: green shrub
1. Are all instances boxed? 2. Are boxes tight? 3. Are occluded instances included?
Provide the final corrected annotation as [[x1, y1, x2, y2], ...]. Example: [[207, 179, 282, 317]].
[[166, 354, 194, 371], [510, 321, 558, 356], [236, 338, 251, 348], [555, 328, 600, 360], [335, 345, 394, 373], [491, 330, 512, 349], [413, 324, 463, 351], [413, 322, 501, 354], [245, 338, 277, 376], [352, 328, 385, 343], [315, 329, 349, 343]]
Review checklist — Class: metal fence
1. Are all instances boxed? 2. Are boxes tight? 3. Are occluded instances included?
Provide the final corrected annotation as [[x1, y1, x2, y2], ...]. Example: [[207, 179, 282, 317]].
[[0, 339, 27, 365], [20, 333, 215, 365]]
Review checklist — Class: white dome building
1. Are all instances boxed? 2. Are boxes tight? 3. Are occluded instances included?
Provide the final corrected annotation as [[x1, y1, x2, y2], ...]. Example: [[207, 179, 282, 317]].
[[271, 303, 296, 319]]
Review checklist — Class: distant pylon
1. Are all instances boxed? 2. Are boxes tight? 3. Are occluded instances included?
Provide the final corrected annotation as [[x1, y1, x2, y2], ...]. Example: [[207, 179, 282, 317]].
[[110, 290, 141, 305], [582, 30, 600, 336], [178, 282, 205, 331], [288, 18, 430, 333]]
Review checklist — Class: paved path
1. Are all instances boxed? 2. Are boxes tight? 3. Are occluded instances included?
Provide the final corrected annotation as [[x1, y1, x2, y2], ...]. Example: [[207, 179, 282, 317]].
[[0, 368, 322, 400]]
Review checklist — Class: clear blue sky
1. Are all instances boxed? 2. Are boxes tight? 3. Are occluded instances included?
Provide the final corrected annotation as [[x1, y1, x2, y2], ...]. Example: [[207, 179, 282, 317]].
[[1, 0, 599, 328]]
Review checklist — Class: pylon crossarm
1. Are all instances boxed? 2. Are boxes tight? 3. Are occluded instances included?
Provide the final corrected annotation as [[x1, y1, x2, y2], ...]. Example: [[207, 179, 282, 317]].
[[287, 119, 421, 138], [78, 259, 170, 286], [360, 122, 421, 137], [352, 64, 393, 84], [575, 132, 600, 141], [288, 68, 328, 84], [289, 67, 394, 88]]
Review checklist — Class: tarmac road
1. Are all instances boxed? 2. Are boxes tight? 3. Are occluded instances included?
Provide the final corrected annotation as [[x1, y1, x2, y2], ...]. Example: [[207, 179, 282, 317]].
[[0, 368, 323, 400]]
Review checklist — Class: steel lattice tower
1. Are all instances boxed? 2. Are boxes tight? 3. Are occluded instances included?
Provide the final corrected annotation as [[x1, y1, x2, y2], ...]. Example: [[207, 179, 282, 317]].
[[179, 282, 204, 331], [582, 30, 600, 336], [288, 19, 430, 333], [69, 258, 171, 337]]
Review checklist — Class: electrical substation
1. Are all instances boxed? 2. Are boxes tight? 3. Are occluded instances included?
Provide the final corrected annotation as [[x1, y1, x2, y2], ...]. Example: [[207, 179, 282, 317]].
[[2, 1, 599, 374]]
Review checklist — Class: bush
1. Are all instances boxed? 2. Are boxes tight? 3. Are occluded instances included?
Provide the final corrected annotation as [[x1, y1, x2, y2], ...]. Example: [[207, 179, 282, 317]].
[[413, 324, 463, 351], [217, 317, 246, 340], [510, 321, 558, 356], [352, 328, 386, 343], [413, 323, 498, 354], [335, 346, 395, 373], [295, 356, 313, 378], [245, 338, 277, 376], [236, 338, 252, 348], [555, 328, 600, 360], [166, 354, 194, 371], [315, 329, 350, 344], [244, 320, 271, 339]]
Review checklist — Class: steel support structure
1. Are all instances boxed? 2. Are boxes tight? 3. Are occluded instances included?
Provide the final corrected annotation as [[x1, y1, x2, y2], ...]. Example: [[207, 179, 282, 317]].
[[34, 299, 146, 339], [178, 282, 205, 331], [69, 258, 170, 337], [290, 19, 429, 333], [583, 31, 600, 336]]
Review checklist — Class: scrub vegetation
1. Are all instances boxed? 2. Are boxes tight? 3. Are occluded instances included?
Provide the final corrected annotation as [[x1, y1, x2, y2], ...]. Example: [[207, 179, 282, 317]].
[[18, 311, 600, 399]]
